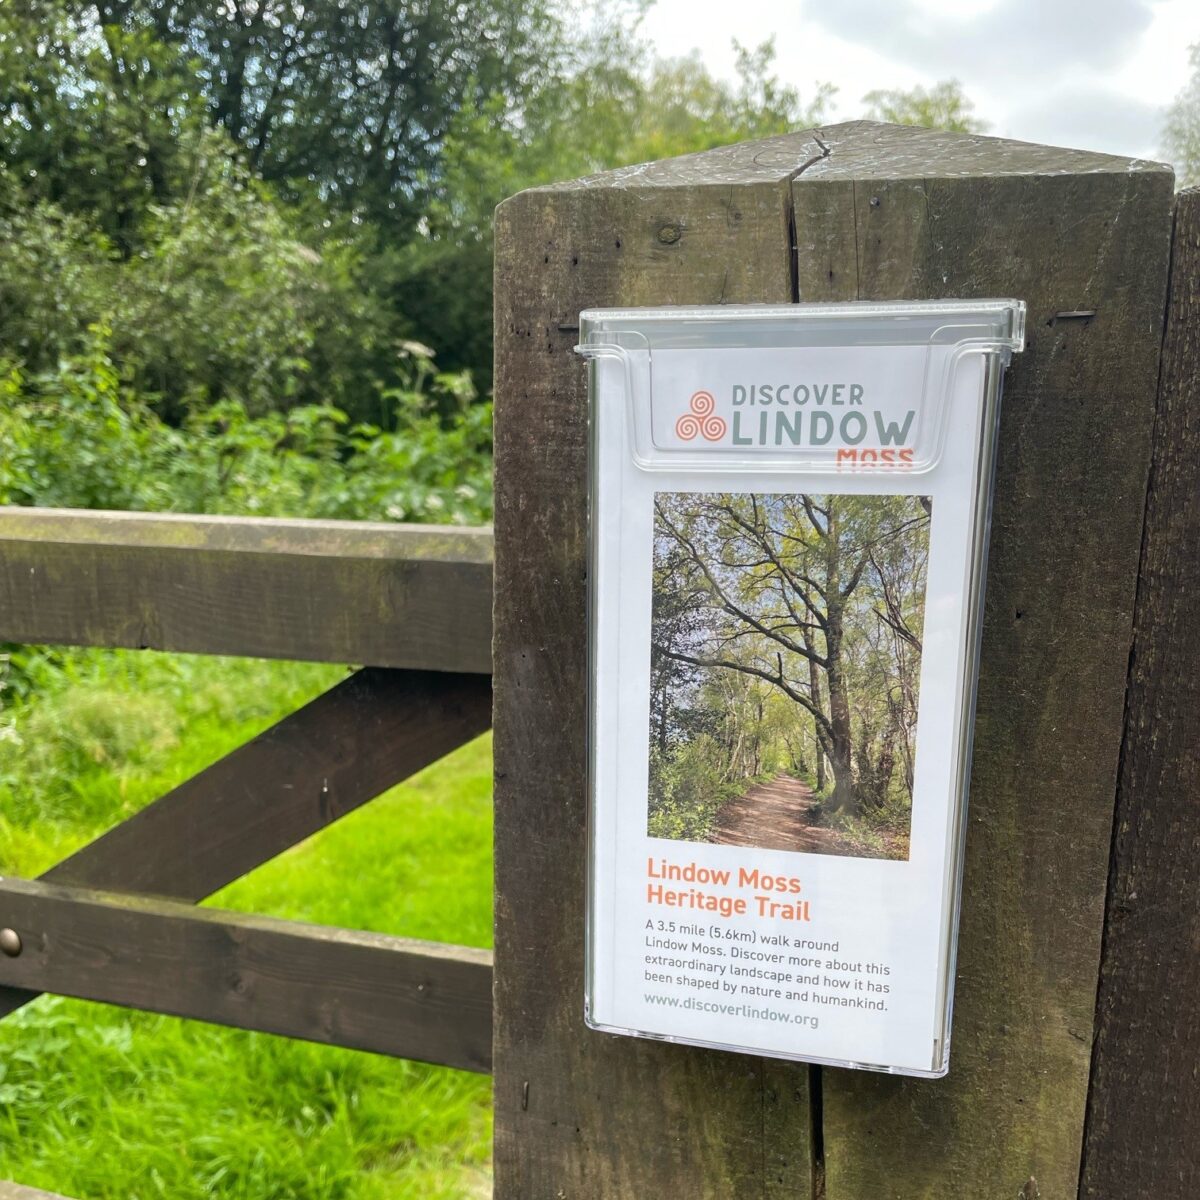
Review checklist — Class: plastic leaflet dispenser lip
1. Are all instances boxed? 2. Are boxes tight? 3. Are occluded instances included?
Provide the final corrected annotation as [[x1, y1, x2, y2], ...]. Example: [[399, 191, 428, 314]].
[[578, 300, 1024, 1079], [578, 299, 1024, 474]]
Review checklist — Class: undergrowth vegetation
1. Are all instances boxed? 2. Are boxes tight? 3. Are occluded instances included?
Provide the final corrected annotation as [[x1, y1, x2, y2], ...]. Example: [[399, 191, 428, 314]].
[[0, 326, 492, 527], [646, 742, 769, 843]]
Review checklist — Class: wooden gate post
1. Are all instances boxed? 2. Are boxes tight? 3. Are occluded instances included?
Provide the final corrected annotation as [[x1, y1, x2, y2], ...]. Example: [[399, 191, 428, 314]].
[[1080, 187, 1200, 1200], [492, 123, 1173, 1197]]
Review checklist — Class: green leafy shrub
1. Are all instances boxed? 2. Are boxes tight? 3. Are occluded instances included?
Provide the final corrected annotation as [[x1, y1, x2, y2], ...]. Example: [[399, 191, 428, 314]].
[[648, 738, 742, 842], [0, 326, 492, 524], [0, 147, 389, 424]]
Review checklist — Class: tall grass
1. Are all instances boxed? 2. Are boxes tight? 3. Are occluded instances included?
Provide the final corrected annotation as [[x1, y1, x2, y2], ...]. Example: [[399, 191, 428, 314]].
[[0, 649, 493, 1198]]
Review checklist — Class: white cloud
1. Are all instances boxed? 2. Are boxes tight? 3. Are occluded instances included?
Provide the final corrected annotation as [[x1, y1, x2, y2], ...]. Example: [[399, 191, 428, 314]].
[[1001, 85, 1165, 157], [802, 0, 1156, 82], [639, 0, 1200, 161]]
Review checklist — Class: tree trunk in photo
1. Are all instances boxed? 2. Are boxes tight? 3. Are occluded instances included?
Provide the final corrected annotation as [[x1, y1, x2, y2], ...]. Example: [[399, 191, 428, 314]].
[[824, 659, 856, 813], [824, 529, 857, 815], [752, 696, 764, 776], [826, 721, 855, 812], [805, 632, 827, 792], [856, 733, 897, 812]]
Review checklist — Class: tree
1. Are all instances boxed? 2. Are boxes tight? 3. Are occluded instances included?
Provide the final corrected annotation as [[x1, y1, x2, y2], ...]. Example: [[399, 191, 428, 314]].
[[75, 0, 563, 230], [651, 493, 929, 818], [0, 125, 388, 421], [1164, 43, 1200, 188], [0, 4, 839, 396], [862, 79, 987, 133], [0, 3, 209, 255], [0, 3, 400, 419], [0, 0, 568, 393]]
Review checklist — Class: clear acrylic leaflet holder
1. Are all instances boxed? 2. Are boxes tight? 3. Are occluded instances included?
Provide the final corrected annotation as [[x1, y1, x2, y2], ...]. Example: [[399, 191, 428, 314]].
[[576, 300, 1025, 1078]]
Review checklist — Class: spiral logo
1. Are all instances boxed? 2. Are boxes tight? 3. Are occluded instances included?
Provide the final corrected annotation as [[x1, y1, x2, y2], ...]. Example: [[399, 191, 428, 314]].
[[675, 390, 726, 442]]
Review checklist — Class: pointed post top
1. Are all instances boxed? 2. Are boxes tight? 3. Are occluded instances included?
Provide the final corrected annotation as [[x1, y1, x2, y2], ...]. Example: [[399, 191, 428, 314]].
[[536, 120, 1172, 193]]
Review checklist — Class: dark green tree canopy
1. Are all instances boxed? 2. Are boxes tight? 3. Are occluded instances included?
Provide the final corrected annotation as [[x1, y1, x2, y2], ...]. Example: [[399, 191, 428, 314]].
[[79, 0, 561, 229]]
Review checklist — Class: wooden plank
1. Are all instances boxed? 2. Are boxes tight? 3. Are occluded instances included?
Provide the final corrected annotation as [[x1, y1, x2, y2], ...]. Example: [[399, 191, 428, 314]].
[[791, 128, 1175, 1196], [1080, 188, 1200, 1200], [0, 1186, 74, 1200], [0, 667, 491, 1022], [0, 508, 493, 671], [45, 668, 491, 898], [492, 131, 824, 1198], [0, 877, 493, 1072]]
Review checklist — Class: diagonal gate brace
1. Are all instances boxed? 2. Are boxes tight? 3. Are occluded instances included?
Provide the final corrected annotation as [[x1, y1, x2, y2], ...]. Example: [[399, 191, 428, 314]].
[[0, 667, 492, 1029]]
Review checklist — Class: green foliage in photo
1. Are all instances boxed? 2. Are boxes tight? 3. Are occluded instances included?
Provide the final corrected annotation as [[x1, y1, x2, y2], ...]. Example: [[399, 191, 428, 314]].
[[649, 493, 929, 859], [861, 79, 987, 133]]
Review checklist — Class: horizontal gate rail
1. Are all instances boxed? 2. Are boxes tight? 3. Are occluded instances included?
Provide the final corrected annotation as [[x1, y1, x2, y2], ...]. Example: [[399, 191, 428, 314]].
[[0, 877, 493, 1073], [0, 507, 493, 672]]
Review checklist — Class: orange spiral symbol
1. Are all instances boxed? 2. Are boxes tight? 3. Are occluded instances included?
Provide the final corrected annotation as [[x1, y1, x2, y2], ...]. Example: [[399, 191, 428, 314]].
[[676, 390, 724, 441]]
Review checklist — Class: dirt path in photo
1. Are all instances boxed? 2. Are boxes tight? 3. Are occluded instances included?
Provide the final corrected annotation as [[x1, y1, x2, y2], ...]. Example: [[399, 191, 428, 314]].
[[706, 774, 866, 856]]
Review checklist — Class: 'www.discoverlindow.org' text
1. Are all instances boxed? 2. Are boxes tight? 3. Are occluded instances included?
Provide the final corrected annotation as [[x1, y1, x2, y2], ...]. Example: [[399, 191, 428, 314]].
[[644, 994, 819, 1029]]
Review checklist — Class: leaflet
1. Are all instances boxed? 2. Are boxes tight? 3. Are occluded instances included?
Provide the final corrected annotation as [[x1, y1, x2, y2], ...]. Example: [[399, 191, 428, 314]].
[[579, 301, 1024, 1076]]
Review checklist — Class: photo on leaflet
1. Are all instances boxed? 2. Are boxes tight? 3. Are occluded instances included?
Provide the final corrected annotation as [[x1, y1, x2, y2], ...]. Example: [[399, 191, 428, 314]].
[[648, 491, 930, 861]]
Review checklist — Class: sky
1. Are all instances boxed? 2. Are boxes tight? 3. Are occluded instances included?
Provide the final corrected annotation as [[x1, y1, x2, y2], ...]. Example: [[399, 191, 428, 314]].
[[641, 0, 1198, 164]]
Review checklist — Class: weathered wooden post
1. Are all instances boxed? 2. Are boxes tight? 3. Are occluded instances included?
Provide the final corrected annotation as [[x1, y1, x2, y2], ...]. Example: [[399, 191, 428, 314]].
[[1080, 187, 1200, 1200], [492, 123, 1173, 1196]]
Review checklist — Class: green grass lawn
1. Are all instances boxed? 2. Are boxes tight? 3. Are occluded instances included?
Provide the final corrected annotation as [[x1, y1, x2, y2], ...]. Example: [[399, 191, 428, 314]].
[[0, 649, 493, 1199]]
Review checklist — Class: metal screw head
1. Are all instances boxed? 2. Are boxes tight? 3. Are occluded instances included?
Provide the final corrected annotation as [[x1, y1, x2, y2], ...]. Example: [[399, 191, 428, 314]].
[[657, 224, 682, 245], [0, 928, 21, 957]]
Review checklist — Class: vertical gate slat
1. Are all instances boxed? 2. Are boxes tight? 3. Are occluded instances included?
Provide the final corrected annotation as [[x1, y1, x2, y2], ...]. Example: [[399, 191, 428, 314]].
[[491, 124, 1178, 1198]]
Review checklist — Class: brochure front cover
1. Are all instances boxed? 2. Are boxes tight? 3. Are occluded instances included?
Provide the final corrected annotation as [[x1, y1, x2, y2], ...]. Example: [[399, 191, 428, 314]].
[[579, 301, 1024, 1077]]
